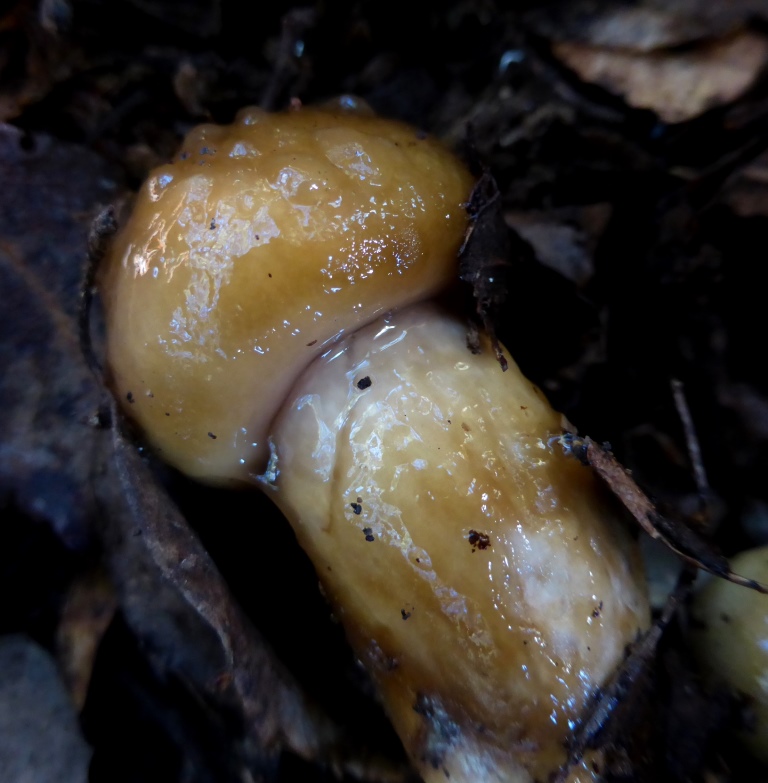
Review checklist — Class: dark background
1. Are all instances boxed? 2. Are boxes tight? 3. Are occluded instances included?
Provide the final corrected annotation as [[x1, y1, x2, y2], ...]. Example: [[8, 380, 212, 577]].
[[3, 1, 768, 781]]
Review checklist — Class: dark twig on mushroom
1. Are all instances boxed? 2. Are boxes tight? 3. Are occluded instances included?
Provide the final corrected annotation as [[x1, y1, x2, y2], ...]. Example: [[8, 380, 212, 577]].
[[557, 433, 768, 593]]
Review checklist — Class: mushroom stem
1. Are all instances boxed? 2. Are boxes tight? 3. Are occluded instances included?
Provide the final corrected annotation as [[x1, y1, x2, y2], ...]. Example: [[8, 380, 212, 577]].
[[263, 302, 650, 783]]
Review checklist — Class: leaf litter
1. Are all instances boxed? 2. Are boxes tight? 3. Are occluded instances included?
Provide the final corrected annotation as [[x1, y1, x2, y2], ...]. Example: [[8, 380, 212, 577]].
[[6, 2, 768, 780]]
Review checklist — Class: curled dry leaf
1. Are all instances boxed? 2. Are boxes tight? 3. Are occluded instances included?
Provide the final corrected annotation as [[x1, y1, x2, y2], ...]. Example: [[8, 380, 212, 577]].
[[0, 0, 74, 121], [504, 205, 611, 288], [104, 412, 322, 768], [552, 30, 768, 124], [524, 0, 767, 52]]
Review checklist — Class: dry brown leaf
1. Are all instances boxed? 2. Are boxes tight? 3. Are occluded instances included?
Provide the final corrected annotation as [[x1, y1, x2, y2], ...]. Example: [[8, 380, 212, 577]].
[[553, 30, 768, 124], [0, 0, 75, 121], [722, 148, 768, 216], [104, 414, 324, 767], [505, 205, 611, 288], [526, 0, 768, 51], [56, 569, 118, 711]]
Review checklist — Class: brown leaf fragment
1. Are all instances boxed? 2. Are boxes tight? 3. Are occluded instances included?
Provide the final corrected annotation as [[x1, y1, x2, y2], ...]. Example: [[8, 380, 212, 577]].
[[556, 434, 768, 593], [56, 568, 117, 712], [525, 1, 761, 52], [101, 411, 411, 781], [504, 205, 611, 288], [553, 30, 768, 124], [104, 410, 330, 768], [459, 170, 519, 371]]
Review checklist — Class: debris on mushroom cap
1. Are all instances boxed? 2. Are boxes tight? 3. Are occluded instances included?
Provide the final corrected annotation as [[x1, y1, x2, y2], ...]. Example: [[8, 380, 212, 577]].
[[100, 104, 474, 484], [691, 545, 768, 762], [269, 303, 650, 783]]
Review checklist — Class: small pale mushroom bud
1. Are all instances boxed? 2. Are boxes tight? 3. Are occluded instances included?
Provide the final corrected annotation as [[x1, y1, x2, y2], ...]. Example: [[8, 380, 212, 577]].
[[691, 546, 768, 763], [100, 103, 650, 782]]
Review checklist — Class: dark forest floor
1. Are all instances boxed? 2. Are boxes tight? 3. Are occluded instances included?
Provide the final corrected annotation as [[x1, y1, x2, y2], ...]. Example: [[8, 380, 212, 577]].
[[3, 2, 768, 781]]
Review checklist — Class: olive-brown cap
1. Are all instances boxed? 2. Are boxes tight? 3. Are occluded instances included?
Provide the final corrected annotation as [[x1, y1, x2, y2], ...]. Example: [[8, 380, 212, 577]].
[[100, 105, 474, 484]]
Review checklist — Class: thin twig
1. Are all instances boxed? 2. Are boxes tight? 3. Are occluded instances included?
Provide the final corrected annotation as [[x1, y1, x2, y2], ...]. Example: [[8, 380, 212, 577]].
[[556, 433, 768, 594], [670, 378, 713, 526]]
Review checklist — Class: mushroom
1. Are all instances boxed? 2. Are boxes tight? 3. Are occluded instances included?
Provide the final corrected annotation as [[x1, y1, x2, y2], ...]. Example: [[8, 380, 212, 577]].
[[100, 102, 650, 782], [691, 545, 768, 762]]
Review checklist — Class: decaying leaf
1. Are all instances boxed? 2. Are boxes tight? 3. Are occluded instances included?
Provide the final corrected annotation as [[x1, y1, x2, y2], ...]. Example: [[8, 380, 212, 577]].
[[0, 0, 75, 121], [5, 3, 768, 779], [459, 170, 517, 370], [0, 124, 118, 550], [100, 409, 410, 782], [504, 204, 611, 288], [105, 413, 324, 765], [553, 30, 768, 124], [525, 0, 768, 52], [56, 569, 118, 712]]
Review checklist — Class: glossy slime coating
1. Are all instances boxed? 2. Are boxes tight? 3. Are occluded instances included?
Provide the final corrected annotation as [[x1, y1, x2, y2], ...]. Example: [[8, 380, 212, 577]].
[[102, 106, 650, 781], [267, 304, 650, 783], [691, 547, 768, 762], [101, 105, 473, 483]]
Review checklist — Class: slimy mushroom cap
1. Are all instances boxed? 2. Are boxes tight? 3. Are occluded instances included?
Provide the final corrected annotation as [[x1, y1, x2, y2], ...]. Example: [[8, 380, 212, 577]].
[[101, 104, 474, 483]]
